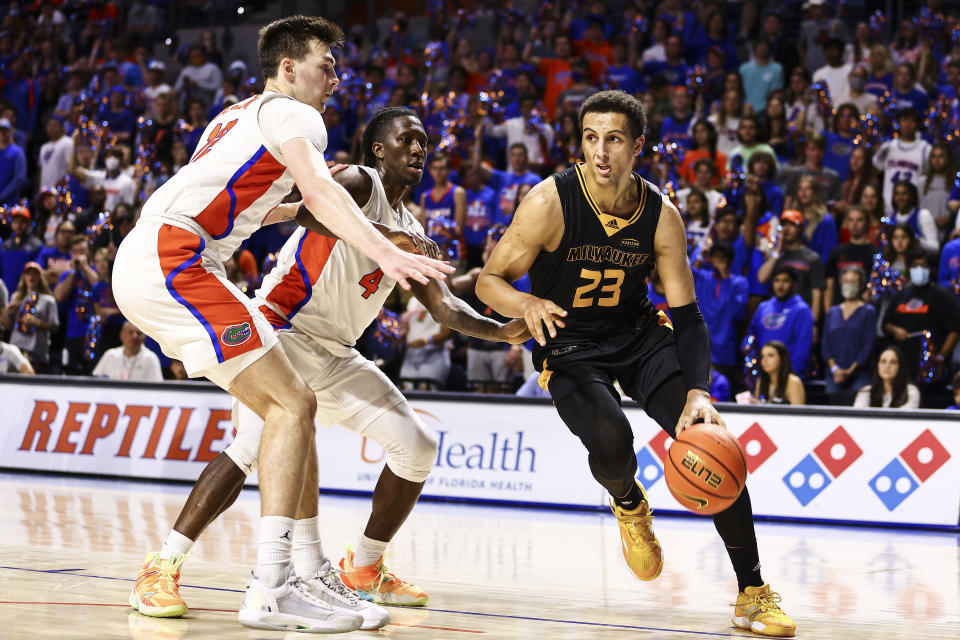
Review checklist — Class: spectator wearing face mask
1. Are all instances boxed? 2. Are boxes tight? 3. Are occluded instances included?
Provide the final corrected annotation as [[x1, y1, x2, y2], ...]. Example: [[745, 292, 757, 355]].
[[821, 266, 876, 403], [69, 146, 137, 212], [824, 206, 877, 306], [882, 251, 960, 378]]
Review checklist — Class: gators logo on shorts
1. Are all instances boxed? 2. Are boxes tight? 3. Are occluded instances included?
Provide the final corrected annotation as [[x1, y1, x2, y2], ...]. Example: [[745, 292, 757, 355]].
[[221, 322, 252, 346]]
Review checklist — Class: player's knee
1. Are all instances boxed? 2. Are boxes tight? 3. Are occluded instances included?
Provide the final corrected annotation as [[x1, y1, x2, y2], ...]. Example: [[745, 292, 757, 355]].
[[388, 424, 438, 484], [267, 386, 317, 436], [224, 432, 260, 476]]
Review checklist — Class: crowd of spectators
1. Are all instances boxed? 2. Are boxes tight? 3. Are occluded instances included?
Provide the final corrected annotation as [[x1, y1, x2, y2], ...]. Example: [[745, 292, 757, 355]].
[[0, 0, 958, 409]]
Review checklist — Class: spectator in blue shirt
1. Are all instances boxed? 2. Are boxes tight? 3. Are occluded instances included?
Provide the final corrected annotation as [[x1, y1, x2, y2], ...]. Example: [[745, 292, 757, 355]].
[[97, 86, 136, 143], [661, 87, 695, 148], [890, 63, 929, 113], [821, 266, 876, 404], [739, 38, 783, 113], [694, 241, 749, 390], [37, 219, 76, 289], [744, 265, 814, 378], [0, 118, 26, 205], [823, 104, 859, 181], [603, 37, 642, 94], [947, 371, 960, 410], [0, 206, 42, 294], [460, 161, 499, 268], [474, 141, 540, 220], [644, 35, 689, 86], [938, 236, 960, 298], [53, 236, 103, 375]]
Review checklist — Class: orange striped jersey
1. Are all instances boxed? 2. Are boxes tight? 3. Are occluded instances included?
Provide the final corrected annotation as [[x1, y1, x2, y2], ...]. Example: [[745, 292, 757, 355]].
[[255, 166, 424, 356], [139, 91, 329, 262]]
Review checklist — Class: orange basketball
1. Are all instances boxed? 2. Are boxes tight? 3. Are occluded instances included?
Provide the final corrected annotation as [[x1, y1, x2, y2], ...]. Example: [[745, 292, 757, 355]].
[[664, 423, 747, 515]]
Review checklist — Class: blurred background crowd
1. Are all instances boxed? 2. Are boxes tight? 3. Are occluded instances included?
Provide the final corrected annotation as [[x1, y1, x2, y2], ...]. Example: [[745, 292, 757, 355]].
[[0, 0, 958, 411]]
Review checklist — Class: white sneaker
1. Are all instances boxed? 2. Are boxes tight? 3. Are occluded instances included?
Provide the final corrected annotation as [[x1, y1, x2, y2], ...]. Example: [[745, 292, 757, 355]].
[[297, 561, 391, 631], [237, 571, 363, 634]]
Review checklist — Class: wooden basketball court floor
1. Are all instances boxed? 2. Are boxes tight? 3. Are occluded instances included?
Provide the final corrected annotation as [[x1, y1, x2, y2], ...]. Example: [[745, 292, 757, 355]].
[[0, 472, 956, 639]]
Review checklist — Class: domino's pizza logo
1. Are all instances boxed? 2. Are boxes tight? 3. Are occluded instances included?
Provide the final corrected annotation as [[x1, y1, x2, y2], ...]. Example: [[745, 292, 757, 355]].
[[635, 422, 778, 489], [783, 426, 863, 506], [869, 429, 950, 511]]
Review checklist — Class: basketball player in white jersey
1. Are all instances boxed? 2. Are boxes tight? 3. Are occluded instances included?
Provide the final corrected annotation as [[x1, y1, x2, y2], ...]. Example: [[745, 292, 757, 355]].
[[872, 108, 931, 214], [116, 16, 452, 633], [130, 108, 528, 632]]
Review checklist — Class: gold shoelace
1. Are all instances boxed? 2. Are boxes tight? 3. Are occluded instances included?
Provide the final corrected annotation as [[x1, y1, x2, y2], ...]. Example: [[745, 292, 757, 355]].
[[749, 589, 784, 614]]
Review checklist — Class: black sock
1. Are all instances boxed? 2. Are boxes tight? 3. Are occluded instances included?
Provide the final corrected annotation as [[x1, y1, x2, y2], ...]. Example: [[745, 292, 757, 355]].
[[613, 483, 643, 510], [726, 544, 763, 592]]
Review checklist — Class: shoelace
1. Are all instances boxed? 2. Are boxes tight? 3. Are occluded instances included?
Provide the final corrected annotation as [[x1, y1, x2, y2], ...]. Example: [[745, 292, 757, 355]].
[[149, 552, 191, 593], [622, 510, 657, 545], [371, 559, 414, 593], [749, 589, 784, 614], [317, 568, 362, 606]]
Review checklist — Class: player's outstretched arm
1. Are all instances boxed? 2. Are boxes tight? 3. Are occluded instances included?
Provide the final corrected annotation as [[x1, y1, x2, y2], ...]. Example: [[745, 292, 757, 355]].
[[476, 179, 567, 346], [655, 196, 724, 432], [410, 278, 530, 344], [282, 139, 453, 289]]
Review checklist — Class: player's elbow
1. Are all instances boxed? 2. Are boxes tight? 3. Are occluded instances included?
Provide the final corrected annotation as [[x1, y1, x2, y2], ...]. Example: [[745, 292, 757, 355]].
[[475, 272, 495, 306]]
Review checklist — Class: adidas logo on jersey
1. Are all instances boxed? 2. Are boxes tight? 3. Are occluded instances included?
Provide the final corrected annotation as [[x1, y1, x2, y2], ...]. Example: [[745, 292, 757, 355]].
[[605, 219, 620, 229]]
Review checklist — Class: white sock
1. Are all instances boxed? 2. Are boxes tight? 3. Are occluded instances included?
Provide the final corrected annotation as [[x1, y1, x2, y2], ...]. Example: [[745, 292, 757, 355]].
[[354, 534, 389, 569], [158, 529, 194, 560], [292, 516, 325, 578], [256, 516, 294, 587]]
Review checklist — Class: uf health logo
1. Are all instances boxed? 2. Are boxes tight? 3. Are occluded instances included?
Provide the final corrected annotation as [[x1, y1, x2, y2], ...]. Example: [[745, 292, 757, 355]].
[[635, 422, 778, 489], [783, 426, 862, 506], [868, 429, 950, 511]]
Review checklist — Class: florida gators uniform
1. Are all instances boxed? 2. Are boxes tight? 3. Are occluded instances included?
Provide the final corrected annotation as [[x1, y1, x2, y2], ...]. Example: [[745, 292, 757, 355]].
[[112, 91, 330, 387], [225, 166, 435, 486]]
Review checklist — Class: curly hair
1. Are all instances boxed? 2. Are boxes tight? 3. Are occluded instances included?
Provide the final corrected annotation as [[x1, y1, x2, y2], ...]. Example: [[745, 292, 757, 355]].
[[362, 107, 417, 167]]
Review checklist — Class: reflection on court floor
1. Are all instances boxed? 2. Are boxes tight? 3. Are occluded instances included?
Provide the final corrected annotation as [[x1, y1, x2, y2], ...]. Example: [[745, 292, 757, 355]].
[[0, 472, 956, 639]]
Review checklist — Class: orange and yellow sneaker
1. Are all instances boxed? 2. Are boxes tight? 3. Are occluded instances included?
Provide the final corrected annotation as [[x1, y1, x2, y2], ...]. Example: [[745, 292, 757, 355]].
[[610, 481, 663, 581], [732, 583, 797, 637], [129, 552, 190, 618], [339, 547, 428, 606]]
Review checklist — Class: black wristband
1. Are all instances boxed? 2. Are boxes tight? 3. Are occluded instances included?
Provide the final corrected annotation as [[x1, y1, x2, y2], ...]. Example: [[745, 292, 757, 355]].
[[669, 301, 711, 393]]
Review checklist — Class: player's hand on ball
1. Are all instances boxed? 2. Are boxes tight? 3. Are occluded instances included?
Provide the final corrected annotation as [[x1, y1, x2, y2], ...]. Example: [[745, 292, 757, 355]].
[[387, 229, 440, 259], [500, 318, 533, 344], [520, 296, 567, 346], [676, 389, 725, 435]]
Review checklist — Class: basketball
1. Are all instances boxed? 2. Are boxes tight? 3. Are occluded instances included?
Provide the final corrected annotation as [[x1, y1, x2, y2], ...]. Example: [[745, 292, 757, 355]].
[[664, 423, 747, 515]]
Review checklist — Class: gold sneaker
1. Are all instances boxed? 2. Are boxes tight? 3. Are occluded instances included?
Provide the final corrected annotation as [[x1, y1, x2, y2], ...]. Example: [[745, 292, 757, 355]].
[[732, 583, 797, 637], [609, 481, 663, 581]]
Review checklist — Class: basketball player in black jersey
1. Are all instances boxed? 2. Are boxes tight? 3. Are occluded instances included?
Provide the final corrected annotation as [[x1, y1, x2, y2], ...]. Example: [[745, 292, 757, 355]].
[[477, 90, 796, 637]]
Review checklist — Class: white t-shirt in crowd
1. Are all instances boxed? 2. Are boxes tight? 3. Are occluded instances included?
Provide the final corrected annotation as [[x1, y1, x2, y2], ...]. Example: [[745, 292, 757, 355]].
[[92, 346, 163, 381], [38, 135, 74, 189], [404, 297, 443, 344], [813, 63, 854, 108], [488, 116, 555, 165], [84, 169, 138, 212]]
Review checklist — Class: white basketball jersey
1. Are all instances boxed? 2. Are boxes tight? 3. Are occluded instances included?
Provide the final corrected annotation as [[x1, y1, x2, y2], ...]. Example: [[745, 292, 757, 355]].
[[879, 138, 930, 213], [140, 92, 326, 261], [256, 166, 424, 356]]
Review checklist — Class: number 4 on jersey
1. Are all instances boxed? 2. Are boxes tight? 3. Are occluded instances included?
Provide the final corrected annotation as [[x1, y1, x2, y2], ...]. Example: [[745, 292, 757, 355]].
[[358, 268, 384, 299], [192, 119, 238, 162]]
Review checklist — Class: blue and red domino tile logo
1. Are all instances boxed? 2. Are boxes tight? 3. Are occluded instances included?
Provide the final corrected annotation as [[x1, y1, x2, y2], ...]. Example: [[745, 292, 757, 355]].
[[635, 422, 779, 488], [781, 427, 950, 510], [782, 426, 862, 506], [867, 429, 950, 511]]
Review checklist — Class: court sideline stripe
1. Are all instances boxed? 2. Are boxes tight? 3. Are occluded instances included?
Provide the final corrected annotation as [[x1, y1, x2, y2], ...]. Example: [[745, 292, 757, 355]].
[[0, 566, 735, 637]]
